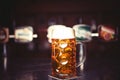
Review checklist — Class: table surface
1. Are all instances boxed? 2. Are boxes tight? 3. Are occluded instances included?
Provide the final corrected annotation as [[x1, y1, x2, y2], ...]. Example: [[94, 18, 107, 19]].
[[1, 39, 120, 80]]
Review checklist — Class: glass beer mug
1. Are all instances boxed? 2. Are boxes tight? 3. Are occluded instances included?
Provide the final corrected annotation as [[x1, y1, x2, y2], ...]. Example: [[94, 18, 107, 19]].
[[47, 25, 86, 79]]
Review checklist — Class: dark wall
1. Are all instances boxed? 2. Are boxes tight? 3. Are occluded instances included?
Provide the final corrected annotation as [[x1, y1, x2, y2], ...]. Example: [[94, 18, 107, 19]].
[[0, 0, 120, 58], [1, 0, 120, 27]]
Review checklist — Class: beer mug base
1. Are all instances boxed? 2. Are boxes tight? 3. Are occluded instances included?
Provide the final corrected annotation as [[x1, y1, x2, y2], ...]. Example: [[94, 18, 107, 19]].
[[51, 73, 76, 79], [48, 75, 82, 80], [48, 67, 84, 80]]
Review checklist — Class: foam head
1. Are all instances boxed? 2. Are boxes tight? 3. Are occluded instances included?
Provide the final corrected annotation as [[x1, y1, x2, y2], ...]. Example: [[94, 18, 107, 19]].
[[52, 27, 75, 39], [47, 25, 67, 43]]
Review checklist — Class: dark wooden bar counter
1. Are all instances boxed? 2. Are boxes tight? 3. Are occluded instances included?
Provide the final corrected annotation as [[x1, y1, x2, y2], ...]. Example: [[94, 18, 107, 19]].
[[0, 37, 120, 80]]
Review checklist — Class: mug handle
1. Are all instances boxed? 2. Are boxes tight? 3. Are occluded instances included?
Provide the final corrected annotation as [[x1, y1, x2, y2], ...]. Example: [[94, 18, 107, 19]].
[[76, 42, 86, 68]]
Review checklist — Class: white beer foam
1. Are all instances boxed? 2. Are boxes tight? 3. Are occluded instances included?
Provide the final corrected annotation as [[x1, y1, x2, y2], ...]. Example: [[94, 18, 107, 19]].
[[47, 25, 67, 43], [47, 25, 75, 43], [52, 27, 75, 39]]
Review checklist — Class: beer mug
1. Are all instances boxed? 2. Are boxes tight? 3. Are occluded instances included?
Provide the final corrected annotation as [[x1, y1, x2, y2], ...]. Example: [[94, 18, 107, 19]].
[[0, 27, 9, 43], [73, 24, 92, 43], [47, 25, 86, 79], [98, 25, 117, 42], [14, 26, 33, 43]]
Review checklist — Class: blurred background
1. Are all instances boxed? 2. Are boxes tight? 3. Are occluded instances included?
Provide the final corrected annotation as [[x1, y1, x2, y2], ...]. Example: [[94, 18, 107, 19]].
[[0, 0, 120, 80]]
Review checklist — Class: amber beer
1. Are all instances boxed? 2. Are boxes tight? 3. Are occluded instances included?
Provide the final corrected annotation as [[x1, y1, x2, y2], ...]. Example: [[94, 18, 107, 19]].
[[51, 27, 76, 79]]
